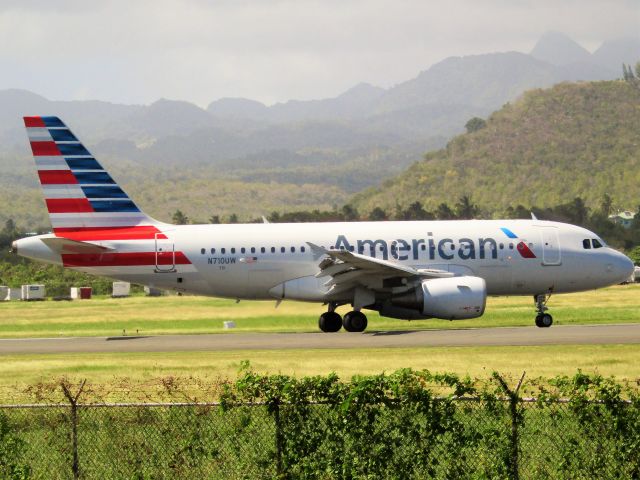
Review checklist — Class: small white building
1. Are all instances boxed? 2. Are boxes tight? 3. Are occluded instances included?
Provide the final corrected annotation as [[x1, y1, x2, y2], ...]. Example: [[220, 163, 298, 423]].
[[21, 284, 45, 301], [112, 282, 131, 298], [608, 211, 636, 229]]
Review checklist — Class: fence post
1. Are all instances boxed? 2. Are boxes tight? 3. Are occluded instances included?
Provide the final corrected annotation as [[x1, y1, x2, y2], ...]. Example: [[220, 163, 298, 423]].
[[61, 379, 86, 480], [273, 399, 284, 478], [493, 372, 525, 480]]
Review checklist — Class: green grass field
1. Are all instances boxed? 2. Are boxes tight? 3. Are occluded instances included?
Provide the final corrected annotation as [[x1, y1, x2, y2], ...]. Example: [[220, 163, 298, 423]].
[[0, 284, 638, 338], [0, 284, 638, 400]]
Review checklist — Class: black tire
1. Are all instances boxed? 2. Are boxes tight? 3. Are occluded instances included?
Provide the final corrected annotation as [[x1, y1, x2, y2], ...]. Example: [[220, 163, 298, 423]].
[[343, 311, 368, 332], [319, 312, 342, 332], [535, 315, 543, 328], [540, 313, 553, 328]]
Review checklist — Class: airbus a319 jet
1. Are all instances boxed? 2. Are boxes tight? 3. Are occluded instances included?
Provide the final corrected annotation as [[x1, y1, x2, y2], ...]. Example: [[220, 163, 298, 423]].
[[13, 116, 634, 332]]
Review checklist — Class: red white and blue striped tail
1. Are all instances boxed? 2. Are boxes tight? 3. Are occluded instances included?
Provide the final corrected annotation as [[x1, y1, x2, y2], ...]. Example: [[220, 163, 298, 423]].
[[24, 116, 164, 241]]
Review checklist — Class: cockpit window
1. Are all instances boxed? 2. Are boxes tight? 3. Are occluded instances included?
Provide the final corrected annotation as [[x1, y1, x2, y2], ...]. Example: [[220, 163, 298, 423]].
[[592, 239, 603, 249], [582, 239, 591, 249]]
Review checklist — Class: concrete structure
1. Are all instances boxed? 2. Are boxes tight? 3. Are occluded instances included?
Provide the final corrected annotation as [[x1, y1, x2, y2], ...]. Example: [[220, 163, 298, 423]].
[[112, 282, 131, 298], [21, 284, 45, 301], [144, 286, 163, 297]]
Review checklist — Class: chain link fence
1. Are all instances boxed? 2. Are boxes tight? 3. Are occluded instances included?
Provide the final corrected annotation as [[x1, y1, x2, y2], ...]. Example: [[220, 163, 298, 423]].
[[1, 396, 638, 479]]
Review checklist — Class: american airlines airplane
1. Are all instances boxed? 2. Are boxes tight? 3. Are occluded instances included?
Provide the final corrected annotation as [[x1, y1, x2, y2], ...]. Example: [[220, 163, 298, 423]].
[[12, 116, 634, 332]]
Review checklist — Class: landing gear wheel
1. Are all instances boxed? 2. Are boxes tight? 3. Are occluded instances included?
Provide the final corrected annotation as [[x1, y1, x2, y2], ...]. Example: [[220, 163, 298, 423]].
[[539, 313, 553, 328], [343, 311, 368, 332], [319, 312, 342, 332], [534, 294, 553, 328]]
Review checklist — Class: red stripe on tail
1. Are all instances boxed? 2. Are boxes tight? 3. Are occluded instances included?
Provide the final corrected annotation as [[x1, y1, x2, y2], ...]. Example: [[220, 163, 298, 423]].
[[54, 226, 167, 241], [30, 141, 61, 156], [38, 170, 78, 185], [45, 198, 94, 213], [24, 116, 46, 127]]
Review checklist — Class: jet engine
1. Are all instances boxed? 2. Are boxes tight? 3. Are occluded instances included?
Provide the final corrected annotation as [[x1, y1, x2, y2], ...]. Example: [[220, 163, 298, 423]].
[[380, 276, 487, 320]]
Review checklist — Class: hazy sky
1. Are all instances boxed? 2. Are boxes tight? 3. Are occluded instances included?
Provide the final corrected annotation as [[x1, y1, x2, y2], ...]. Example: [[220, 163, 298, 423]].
[[0, 0, 638, 107]]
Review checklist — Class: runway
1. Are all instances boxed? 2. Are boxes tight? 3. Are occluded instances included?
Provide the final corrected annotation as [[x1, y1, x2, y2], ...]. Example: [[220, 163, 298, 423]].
[[1, 323, 639, 355]]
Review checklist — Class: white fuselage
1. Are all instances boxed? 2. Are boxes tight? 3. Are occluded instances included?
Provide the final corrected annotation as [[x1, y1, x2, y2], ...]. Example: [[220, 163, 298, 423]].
[[15, 219, 634, 307]]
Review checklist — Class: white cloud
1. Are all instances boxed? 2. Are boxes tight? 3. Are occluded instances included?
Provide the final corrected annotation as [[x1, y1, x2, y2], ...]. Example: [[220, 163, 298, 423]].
[[0, 0, 637, 106]]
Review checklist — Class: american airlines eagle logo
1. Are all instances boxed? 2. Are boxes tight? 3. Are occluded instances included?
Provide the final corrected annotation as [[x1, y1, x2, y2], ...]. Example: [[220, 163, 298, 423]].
[[500, 227, 537, 259]]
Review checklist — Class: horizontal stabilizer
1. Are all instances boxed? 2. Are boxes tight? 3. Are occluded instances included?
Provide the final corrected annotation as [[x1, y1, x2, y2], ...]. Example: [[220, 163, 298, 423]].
[[41, 236, 115, 254]]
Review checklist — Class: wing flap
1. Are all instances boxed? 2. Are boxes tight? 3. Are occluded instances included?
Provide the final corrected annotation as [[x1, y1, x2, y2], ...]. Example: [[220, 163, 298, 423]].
[[307, 242, 453, 296]]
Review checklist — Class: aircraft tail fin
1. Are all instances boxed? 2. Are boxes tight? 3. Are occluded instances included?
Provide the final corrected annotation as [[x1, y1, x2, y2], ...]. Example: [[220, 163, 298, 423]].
[[24, 116, 163, 240]]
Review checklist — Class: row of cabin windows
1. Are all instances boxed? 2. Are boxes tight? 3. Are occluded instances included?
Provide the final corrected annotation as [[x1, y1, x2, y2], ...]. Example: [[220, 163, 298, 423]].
[[583, 238, 604, 249], [201, 246, 308, 255], [200, 241, 532, 256]]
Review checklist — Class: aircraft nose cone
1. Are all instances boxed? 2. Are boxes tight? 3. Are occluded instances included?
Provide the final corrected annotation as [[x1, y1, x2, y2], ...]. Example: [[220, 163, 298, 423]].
[[606, 250, 635, 283]]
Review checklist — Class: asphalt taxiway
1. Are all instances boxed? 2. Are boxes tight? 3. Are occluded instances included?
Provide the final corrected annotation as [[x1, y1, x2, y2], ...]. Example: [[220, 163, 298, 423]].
[[0, 323, 639, 355]]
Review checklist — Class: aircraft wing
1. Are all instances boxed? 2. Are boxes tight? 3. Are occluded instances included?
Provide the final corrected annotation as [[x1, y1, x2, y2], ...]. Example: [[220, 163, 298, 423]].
[[307, 242, 452, 295], [41, 237, 115, 254]]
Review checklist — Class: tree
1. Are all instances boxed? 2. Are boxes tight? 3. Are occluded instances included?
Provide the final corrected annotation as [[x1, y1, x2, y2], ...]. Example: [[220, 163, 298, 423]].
[[435, 203, 456, 220], [228, 213, 239, 224], [600, 193, 613, 217], [400, 201, 434, 220], [464, 117, 487, 134], [628, 246, 640, 266], [505, 205, 530, 219], [341, 204, 359, 221], [368, 207, 387, 221], [172, 210, 189, 225], [209, 215, 220, 224], [455, 195, 479, 219]]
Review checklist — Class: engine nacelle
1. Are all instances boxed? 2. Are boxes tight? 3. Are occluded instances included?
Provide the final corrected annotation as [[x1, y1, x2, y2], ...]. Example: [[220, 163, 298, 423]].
[[389, 276, 487, 320]]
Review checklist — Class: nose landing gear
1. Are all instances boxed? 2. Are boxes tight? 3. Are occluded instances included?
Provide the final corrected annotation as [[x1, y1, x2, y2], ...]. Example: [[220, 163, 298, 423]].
[[534, 294, 553, 328]]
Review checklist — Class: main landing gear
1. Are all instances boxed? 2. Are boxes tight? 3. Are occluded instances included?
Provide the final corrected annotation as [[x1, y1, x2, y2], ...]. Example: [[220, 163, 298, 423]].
[[534, 294, 553, 328], [318, 303, 368, 333]]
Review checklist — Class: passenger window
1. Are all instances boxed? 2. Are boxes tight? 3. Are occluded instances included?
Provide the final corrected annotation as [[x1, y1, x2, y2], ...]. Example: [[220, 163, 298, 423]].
[[251, 247, 255, 253], [301, 246, 306, 253], [499, 243, 504, 250], [221, 248, 226, 254], [231, 248, 236, 254], [421, 244, 426, 251], [210, 248, 215, 254], [592, 239, 603, 249], [201, 248, 205, 254], [261, 247, 265, 253], [291, 246, 295, 253], [583, 239, 591, 249], [349, 246, 354, 252], [241, 247, 246, 254], [509, 243, 514, 249], [281, 247, 285, 253], [271, 247, 275, 253]]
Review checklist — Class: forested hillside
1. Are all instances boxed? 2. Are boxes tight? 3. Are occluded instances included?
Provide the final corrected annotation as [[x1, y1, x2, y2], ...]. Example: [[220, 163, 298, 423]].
[[351, 80, 640, 216]]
